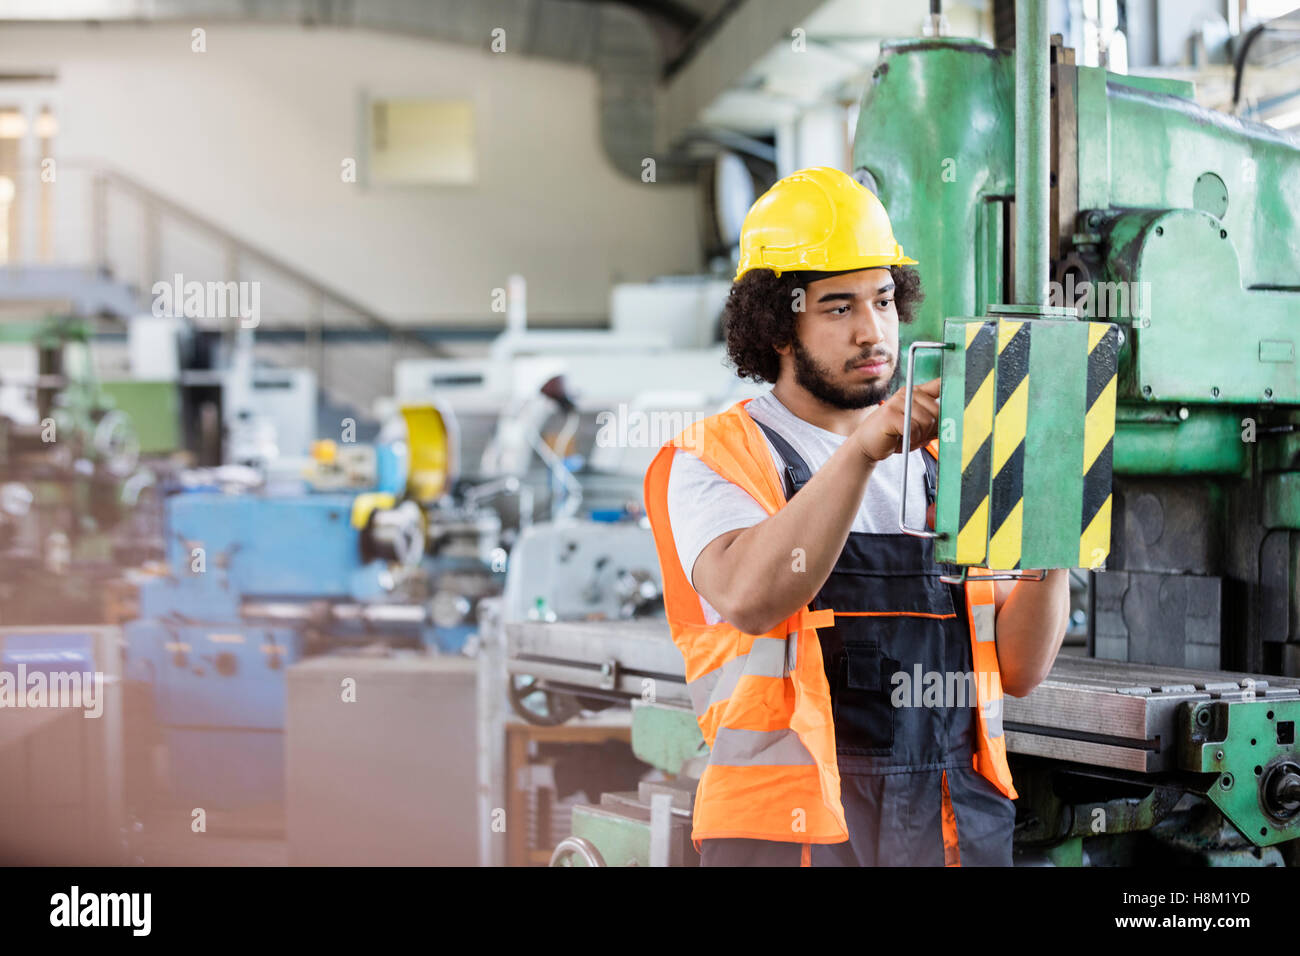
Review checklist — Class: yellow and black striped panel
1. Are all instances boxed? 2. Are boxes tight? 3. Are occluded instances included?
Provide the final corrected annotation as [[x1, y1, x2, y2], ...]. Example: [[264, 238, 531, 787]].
[[988, 320, 1031, 569], [1079, 323, 1118, 568], [957, 321, 997, 564]]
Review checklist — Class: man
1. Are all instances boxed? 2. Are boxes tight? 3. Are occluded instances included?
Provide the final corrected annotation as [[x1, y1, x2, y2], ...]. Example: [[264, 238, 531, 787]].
[[642, 166, 1070, 866]]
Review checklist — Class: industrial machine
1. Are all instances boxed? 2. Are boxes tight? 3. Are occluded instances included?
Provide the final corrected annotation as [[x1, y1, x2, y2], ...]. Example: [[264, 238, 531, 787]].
[[506, 16, 1300, 866], [849, 21, 1300, 864], [123, 402, 505, 813], [0, 315, 156, 624]]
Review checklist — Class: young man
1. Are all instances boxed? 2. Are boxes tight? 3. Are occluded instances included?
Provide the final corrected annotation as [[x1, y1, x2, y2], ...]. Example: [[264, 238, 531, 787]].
[[642, 167, 1070, 866]]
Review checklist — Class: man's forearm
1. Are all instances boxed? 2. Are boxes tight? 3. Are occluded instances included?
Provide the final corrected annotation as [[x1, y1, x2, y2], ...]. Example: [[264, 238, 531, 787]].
[[993, 568, 1070, 696], [713, 440, 877, 632]]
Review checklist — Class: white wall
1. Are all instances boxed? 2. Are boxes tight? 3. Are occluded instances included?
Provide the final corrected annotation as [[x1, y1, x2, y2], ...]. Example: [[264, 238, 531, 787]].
[[0, 23, 700, 325]]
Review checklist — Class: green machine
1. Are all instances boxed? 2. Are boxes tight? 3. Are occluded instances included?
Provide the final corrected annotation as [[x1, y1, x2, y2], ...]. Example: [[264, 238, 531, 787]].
[[848, 9, 1300, 864], [0, 315, 156, 623]]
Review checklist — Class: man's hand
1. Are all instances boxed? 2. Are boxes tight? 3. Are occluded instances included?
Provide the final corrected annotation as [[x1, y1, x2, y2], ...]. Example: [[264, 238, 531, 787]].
[[850, 378, 942, 463]]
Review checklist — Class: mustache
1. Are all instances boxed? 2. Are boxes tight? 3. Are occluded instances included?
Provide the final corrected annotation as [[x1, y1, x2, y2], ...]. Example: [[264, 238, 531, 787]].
[[845, 350, 894, 371]]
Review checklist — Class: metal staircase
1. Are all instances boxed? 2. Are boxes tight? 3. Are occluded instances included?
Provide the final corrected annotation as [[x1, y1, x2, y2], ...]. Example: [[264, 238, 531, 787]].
[[0, 161, 442, 425]]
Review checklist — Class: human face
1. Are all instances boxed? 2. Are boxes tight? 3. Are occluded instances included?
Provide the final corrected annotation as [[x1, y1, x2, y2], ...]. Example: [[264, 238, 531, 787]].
[[787, 268, 899, 410]]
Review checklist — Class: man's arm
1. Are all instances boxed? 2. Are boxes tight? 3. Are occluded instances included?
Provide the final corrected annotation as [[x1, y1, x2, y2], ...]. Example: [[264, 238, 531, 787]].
[[692, 381, 942, 635], [992, 571, 1070, 696], [691, 437, 879, 634]]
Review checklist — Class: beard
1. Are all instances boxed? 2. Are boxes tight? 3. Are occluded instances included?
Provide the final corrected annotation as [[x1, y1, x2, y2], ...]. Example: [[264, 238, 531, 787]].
[[791, 337, 898, 410]]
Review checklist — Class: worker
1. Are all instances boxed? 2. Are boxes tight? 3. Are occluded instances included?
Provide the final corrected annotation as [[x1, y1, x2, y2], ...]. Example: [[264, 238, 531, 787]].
[[642, 166, 1071, 866]]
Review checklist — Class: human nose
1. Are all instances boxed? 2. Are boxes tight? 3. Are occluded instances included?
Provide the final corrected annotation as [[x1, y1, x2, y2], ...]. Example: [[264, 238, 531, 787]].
[[852, 305, 886, 346]]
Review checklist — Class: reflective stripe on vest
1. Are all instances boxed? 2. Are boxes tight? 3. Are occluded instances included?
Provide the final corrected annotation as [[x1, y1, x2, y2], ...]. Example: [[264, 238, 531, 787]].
[[643, 400, 1016, 846], [687, 635, 790, 714]]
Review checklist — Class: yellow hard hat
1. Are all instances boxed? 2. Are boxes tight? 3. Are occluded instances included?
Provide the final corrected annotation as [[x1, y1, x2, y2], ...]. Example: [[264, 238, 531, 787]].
[[734, 166, 917, 281]]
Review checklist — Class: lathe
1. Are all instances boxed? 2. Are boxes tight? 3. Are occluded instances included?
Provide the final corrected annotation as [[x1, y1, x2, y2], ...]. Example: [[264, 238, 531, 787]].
[[124, 404, 504, 812]]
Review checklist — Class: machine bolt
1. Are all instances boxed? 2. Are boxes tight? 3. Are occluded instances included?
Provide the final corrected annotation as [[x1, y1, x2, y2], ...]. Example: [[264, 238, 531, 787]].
[[1087, 212, 1102, 228], [1220, 229, 1228, 239], [1216, 749, 1225, 761], [1197, 708, 1211, 726], [1220, 772, 1233, 790], [1178, 406, 1189, 420], [1264, 388, 1273, 399], [1142, 385, 1152, 398], [1155, 226, 1163, 236], [1211, 386, 1220, 398]]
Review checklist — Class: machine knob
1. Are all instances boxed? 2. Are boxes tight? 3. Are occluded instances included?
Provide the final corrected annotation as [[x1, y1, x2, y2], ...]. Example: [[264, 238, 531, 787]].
[[1263, 762, 1300, 821], [214, 652, 239, 677]]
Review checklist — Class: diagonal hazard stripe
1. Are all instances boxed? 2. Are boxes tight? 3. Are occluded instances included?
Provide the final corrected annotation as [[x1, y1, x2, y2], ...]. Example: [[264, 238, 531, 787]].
[[1082, 376, 1116, 473], [959, 321, 997, 565], [960, 435, 991, 528], [988, 498, 1024, 569], [958, 498, 989, 565], [987, 319, 1029, 569], [1079, 494, 1112, 569], [991, 376, 1028, 475], [1080, 323, 1118, 568], [962, 373, 994, 470], [989, 440, 1024, 531]]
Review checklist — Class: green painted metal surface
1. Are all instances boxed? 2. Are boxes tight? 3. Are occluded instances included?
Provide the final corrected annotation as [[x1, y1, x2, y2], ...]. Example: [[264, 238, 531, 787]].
[[1020, 319, 1088, 566], [1105, 208, 1298, 405], [853, 35, 1300, 525], [101, 381, 181, 454], [1014, 0, 1050, 306], [569, 804, 650, 867], [1184, 698, 1300, 848], [1114, 409, 1248, 476], [630, 700, 707, 775], [854, 38, 1014, 383]]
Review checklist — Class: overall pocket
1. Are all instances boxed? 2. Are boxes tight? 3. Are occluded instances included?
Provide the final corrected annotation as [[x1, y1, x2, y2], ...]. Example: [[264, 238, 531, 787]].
[[832, 643, 901, 755]]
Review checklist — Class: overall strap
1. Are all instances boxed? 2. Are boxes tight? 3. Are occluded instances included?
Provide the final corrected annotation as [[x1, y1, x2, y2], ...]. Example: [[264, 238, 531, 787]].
[[753, 420, 814, 499], [757, 417, 939, 505], [921, 445, 938, 505]]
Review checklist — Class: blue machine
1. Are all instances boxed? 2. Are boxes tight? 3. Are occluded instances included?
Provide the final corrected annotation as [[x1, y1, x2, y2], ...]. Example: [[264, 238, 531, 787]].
[[124, 491, 442, 810]]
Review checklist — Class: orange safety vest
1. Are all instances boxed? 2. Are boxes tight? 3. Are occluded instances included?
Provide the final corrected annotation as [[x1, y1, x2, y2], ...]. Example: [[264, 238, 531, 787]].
[[643, 398, 1017, 845]]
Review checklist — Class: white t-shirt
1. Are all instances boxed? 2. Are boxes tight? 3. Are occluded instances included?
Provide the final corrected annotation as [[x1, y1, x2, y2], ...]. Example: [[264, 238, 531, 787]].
[[664, 390, 928, 624]]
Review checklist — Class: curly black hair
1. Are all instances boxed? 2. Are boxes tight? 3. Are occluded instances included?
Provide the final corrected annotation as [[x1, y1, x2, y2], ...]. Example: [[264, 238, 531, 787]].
[[722, 266, 925, 384]]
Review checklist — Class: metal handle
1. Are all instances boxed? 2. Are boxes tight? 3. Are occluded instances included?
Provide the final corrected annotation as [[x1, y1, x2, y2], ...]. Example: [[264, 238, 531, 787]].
[[938, 566, 1049, 585], [898, 340, 949, 538]]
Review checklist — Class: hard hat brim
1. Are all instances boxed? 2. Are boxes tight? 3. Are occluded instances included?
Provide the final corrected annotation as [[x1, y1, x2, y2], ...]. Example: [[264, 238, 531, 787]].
[[734, 254, 918, 283]]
